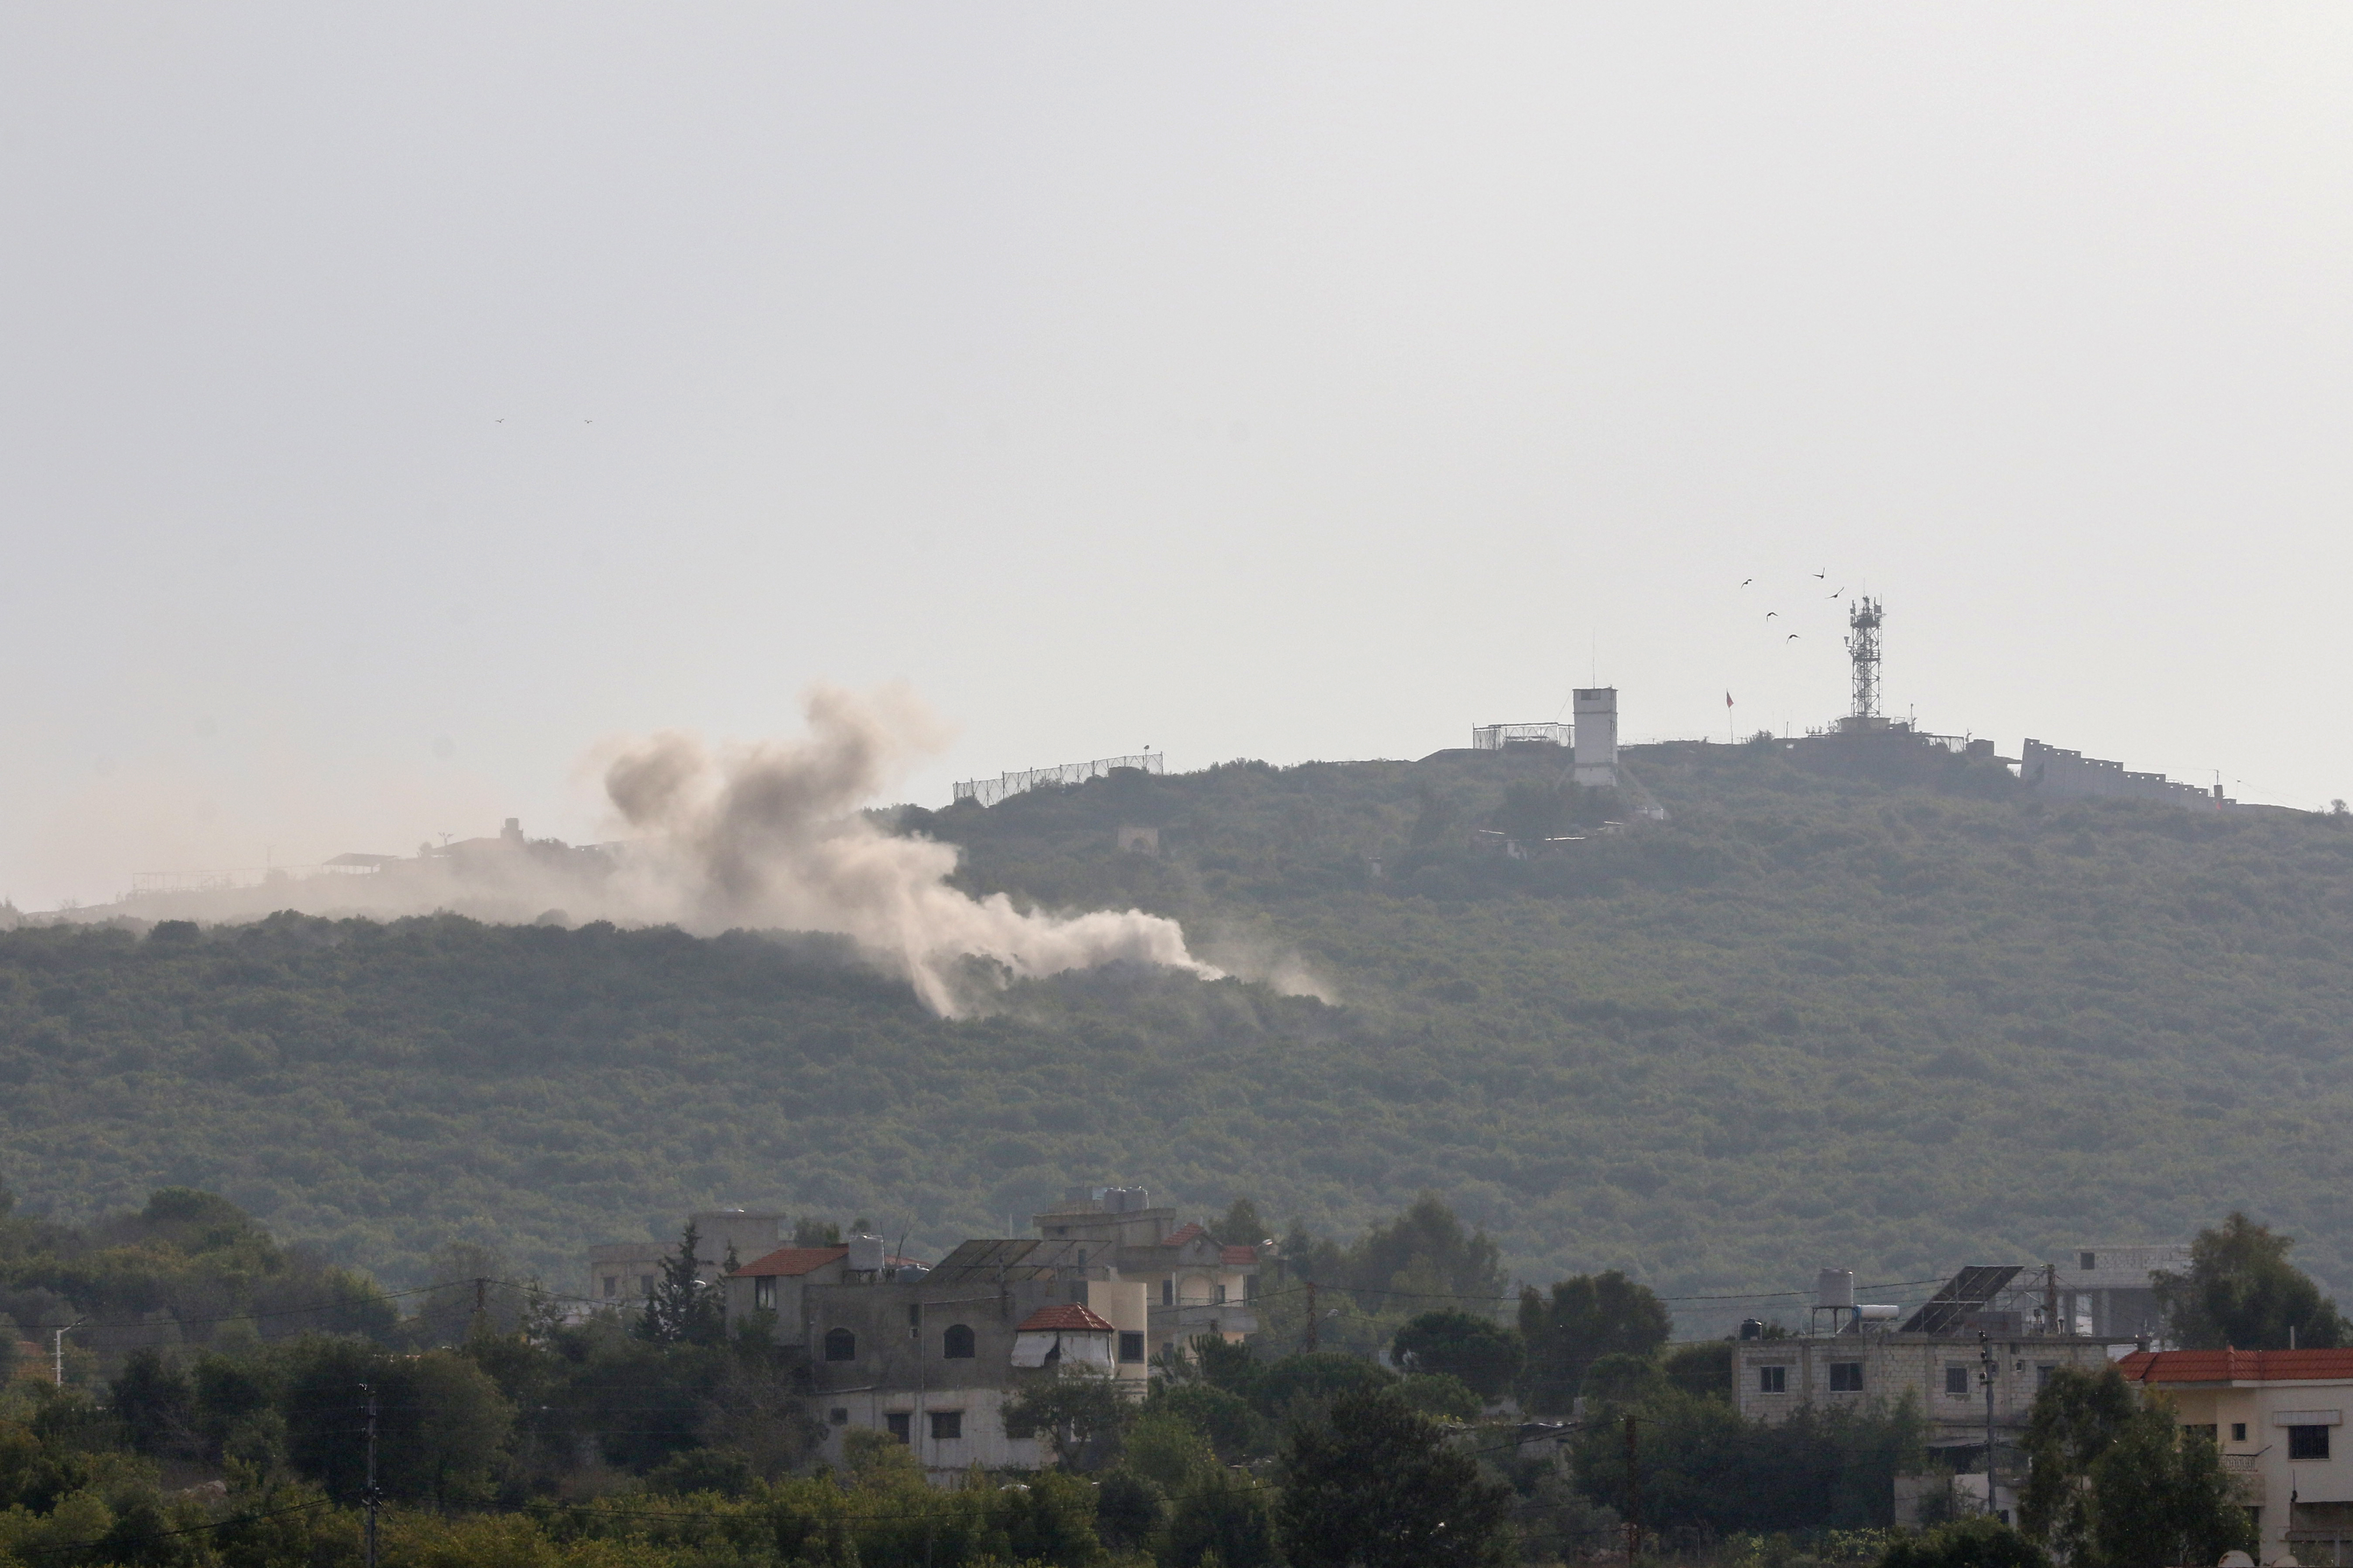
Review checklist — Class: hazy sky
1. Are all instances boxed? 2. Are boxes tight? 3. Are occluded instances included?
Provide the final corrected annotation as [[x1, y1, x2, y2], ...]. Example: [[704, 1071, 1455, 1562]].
[[7, 6, 2352, 907]]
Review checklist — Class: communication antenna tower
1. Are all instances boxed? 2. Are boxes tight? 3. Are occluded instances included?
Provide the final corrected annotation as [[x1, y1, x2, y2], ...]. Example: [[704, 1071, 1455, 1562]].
[[1845, 598, 1883, 722]]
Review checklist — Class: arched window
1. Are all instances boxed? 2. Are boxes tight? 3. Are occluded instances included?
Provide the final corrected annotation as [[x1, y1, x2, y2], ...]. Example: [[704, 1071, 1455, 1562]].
[[823, 1327, 857, 1362], [943, 1323, 976, 1359]]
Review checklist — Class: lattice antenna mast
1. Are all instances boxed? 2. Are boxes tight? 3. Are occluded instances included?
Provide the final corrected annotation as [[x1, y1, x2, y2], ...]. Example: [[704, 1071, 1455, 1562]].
[[1845, 597, 1883, 721]]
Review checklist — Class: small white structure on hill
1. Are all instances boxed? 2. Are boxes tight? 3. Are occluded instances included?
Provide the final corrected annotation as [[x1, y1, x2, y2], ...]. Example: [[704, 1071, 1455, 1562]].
[[1573, 688, 1619, 787]]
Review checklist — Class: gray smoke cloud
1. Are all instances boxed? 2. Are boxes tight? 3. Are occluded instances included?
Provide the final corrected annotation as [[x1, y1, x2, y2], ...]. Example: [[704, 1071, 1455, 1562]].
[[49, 685, 1220, 1016], [590, 686, 1218, 1012]]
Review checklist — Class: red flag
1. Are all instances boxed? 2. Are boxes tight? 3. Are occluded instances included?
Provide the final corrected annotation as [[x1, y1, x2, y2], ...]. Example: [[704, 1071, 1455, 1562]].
[[1725, 691, 1734, 708]]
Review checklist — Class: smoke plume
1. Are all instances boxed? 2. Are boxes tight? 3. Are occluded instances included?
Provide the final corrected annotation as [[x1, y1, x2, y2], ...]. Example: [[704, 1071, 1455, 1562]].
[[56, 686, 1220, 1016], [592, 686, 1218, 1011]]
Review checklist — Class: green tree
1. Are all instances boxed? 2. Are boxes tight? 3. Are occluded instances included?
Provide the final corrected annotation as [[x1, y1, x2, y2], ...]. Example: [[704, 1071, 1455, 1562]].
[[635, 1222, 725, 1345], [1209, 1197, 1270, 1248], [1391, 1310, 1522, 1399], [1879, 1517, 2052, 1568], [2020, 1364, 2255, 1568], [107, 1349, 195, 1459], [1002, 1366, 1130, 1469], [1277, 1386, 1512, 1568], [1518, 1272, 1672, 1414], [2152, 1212, 2347, 1350], [1164, 1464, 1280, 1568]]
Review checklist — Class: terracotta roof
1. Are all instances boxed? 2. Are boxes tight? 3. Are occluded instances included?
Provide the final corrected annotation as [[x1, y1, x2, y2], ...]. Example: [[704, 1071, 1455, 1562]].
[[2116, 1349, 2353, 1384], [1160, 1223, 1206, 1248], [1017, 1304, 1115, 1333], [1221, 1244, 1257, 1267], [734, 1245, 850, 1278]]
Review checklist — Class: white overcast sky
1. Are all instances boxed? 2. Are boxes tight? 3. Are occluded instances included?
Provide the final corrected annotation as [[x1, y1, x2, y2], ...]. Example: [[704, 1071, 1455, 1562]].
[[5, 6, 2352, 905]]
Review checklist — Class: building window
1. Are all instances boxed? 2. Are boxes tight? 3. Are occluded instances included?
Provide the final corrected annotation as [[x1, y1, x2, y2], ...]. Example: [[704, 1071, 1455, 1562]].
[[1215, 1284, 1229, 1305], [2289, 1425, 2332, 1461], [2079, 1252, 2097, 1271], [639, 1274, 655, 1296], [824, 1328, 857, 1362], [930, 1411, 963, 1441], [1245, 1275, 1258, 1301], [602, 1275, 619, 1298], [1759, 1365, 1787, 1394], [2232, 1423, 2248, 1443], [1161, 1279, 1174, 1306], [1945, 1366, 1972, 1397], [755, 1277, 777, 1311], [885, 1412, 910, 1444], [1829, 1363, 1864, 1393], [908, 1304, 922, 1333], [1120, 1331, 1146, 1363], [829, 1407, 849, 1425], [2036, 1365, 2055, 1389], [943, 1323, 976, 1359]]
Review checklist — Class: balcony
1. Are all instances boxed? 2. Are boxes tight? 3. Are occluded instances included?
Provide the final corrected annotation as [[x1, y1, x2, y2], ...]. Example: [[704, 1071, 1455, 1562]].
[[1151, 1303, 1259, 1338]]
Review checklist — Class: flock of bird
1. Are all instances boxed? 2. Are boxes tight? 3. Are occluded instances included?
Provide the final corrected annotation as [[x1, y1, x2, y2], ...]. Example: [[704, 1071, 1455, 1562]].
[[1740, 572, 1846, 640]]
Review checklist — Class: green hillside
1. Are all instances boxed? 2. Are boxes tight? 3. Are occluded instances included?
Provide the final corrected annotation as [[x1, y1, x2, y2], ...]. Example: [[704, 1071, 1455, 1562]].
[[5, 741, 2351, 1330]]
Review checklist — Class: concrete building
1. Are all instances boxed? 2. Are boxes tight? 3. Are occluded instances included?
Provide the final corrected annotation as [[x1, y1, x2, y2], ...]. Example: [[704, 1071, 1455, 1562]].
[[1735, 1263, 2147, 1468], [1030, 1188, 1259, 1357], [2116, 1347, 2353, 1565], [1572, 689, 1618, 788], [585, 1209, 802, 1306], [2021, 739, 2231, 810], [799, 1237, 1152, 1477]]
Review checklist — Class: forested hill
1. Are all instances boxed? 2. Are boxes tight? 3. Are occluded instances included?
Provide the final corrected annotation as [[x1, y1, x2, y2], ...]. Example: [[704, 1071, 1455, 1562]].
[[5, 739, 2353, 1328]]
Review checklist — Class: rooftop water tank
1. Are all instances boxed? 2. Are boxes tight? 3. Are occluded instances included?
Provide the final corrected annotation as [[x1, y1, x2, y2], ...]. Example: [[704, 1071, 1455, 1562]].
[[1817, 1268, 1856, 1310], [847, 1235, 885, 1272]]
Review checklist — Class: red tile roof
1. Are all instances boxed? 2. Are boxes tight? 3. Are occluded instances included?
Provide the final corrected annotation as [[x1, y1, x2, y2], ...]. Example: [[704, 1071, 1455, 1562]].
[[2117, 1349, 2353, 1384], [1160, 1223, 1206, 1248], [734, 1245, 850, 1278], [1221, 1244, 1257, 1267], [1017, 1304, 1116, 1333]]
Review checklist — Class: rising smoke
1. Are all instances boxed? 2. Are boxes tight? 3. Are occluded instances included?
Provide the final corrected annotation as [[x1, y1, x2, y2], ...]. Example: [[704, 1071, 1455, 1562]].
[[591, 686, 1218, 1012], [60, 686, 1221, 1016]]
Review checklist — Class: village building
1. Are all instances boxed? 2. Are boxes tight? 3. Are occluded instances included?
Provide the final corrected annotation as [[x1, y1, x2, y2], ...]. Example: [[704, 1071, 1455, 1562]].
[[2116, 1347, 2353, 1566], [1029, 1187, 1260, 1357]]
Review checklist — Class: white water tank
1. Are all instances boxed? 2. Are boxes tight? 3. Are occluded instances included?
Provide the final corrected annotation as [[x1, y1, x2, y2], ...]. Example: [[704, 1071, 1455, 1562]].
[[1816, 1268, 1856, 1310], [847, 1235, 885, 1272]]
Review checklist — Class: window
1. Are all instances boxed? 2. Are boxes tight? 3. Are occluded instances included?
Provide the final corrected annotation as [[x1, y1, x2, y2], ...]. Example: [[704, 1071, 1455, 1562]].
[[1245, 1276, 1258, 1302], [930, 1411, 963, 1441], [1215, 1284, 1229, 1305], [754, 1277, 777, 1311], [2289, 1425, 2332, 1461], [603, 1275, 619, 1298], [885, 1412, 910, 1443], [2037, 1365, 2055, 1389], [1161, 1279, 1174, 1306], [824, 1328, 857, 1362], [2079, 1252, 2097, 1271], [908, 1304, 922, 1332], [639, 1274, 655, 1296], [1946, 1366, 1972, 1397], [1758, 1365, 1787, 1394], [2232, 1423, 2248, 1443], [943, 1323, 976, 1359], [1120, 1331, 1147, 1363], [829, 1407, 849, 1426], [1829, 1363, 1864, 1393]]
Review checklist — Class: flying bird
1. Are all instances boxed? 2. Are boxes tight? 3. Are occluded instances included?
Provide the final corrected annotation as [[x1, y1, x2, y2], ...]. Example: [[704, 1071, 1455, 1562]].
[[1787, 633, 1800, 640], [1766, 612, 1778, 619], [1741, 578, 1753, 586], [1812, 570, 1826, 579]]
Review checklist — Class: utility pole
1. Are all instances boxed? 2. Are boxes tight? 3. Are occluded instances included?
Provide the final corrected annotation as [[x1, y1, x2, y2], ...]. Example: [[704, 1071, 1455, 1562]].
[[1304, 1281, 1318, 1353], [1979, 1332, 1998, 1522], [471, 1277, 488, 1339], [51, 1321, 79, 1386], [362, 1383, 381, 1568], [1624, 1412, 1642, 1568]]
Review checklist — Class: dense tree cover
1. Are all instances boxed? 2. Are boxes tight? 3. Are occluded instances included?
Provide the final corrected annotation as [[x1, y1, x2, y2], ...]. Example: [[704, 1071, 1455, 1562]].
[[2017, 1365, 2255, 1568], [1277, 1386, 1513, 1568], [2151, 1211, 2347, 1349], [10, 742, 2353, 1318], [1878, 1517, 2052, 1568]]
